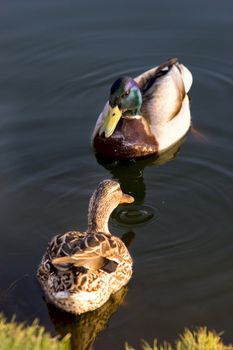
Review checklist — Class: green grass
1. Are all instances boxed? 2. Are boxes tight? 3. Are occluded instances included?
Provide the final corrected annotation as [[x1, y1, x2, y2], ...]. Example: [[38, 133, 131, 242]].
[[0, 314, 232, 350], [125, 328, 232, 350], [0, 315, 70, 350]]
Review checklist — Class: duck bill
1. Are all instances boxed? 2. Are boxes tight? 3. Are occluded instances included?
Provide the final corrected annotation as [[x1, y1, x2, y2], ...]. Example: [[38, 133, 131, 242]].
[[120, 193, 135, 204], [99, 105, 122, 138]]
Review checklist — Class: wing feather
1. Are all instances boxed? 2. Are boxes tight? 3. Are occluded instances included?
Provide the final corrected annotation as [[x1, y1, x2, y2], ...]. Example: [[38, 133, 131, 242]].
[[135, 58, 186, 124], [52, 233, 122, 271]]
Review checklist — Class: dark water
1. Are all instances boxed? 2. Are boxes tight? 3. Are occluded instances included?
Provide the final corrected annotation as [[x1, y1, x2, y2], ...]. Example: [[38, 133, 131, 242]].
[[0, 0, 233, 349]]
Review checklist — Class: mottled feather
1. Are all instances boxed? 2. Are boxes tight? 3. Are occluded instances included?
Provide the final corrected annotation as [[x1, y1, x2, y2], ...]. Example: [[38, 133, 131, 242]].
[[37, 180, 134, 314]]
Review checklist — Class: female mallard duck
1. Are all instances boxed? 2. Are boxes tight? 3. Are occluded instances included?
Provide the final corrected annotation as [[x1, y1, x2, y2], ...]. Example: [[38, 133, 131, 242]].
[[37, 180, 134, 314], [92, 58, 193, 160]]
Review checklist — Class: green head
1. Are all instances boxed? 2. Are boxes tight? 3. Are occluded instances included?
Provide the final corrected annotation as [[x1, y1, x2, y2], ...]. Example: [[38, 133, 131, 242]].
[[99, 77, 142, 138]]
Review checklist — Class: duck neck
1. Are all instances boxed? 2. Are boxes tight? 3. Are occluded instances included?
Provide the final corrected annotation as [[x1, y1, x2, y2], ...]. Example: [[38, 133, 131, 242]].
[[87, 194, 117, 234]]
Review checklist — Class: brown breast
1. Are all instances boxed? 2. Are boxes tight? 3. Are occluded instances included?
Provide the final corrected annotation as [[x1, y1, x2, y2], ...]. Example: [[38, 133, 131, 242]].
[[93, 117, 158, 160]]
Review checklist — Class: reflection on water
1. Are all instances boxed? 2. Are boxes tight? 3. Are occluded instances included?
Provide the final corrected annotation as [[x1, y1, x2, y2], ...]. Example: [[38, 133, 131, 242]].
[[47, 286, 128, 350], [96, 137, 185, 204], [97, 138, 185, 227], [121, 231, 136, 248]]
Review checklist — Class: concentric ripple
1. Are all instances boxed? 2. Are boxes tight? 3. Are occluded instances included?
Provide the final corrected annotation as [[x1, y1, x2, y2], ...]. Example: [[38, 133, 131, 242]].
[[111, 204, 158, 226]]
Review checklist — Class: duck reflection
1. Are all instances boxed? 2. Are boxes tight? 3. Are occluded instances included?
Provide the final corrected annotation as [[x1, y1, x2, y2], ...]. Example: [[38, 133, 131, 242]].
[[96, 137, 185, 204], [45, 231, 135, 350]]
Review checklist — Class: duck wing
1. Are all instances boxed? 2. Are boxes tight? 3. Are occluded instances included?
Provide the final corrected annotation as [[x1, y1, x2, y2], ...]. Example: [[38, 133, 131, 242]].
[[135, 58, 192, 124], [52, 232, 125, 272]]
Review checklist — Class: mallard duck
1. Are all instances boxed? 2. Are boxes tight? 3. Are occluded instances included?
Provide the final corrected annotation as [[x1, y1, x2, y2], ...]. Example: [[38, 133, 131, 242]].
[[37, 180, 134, 314], [92, 58, 193, 160]]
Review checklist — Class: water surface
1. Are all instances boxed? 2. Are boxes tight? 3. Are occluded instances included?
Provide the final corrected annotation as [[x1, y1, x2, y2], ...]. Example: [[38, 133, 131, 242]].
[[0, 0, 233, 349]]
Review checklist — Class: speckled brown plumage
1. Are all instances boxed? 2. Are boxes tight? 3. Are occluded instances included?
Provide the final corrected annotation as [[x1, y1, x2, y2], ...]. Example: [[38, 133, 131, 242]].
[[37, 180, 134, 314]]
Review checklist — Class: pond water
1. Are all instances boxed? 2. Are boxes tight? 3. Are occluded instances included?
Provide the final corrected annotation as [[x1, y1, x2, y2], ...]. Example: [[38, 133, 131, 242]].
[[0, 0, 233, 349]]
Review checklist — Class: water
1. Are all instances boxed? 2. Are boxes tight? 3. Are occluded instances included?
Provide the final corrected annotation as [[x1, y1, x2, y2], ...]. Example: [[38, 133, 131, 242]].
[[0, 0, 233, 348]]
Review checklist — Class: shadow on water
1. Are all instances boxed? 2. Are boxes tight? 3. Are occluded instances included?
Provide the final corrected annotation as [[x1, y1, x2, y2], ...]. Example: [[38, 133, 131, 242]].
[[96, 137, 186, 205], [45, 231, 135, 350]]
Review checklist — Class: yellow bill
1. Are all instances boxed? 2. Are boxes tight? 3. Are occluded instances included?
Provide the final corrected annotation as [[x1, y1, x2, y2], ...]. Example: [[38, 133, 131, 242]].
[[99, 105, 122, 138]]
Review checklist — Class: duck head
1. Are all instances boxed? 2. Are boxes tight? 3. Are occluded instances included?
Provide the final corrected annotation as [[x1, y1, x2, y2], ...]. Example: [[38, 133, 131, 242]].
[[88, 179, 135, 234], [99, 77, 142, 138]]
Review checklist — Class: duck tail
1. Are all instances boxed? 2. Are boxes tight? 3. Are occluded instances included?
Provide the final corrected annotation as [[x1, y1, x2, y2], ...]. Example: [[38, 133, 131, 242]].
[[179, 64, 193, 93]]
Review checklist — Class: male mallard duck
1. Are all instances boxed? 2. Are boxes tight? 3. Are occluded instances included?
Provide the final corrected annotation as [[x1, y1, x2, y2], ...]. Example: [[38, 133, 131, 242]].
[[92, 58, 193, 160], [37, 180, 134, 314]]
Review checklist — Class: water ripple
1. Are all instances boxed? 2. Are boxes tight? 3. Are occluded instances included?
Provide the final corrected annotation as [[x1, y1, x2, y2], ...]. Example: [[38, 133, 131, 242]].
[[111, 204, 158, 227]]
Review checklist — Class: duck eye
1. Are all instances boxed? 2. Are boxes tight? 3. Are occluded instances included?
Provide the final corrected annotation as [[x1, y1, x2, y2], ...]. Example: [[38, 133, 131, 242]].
[[123, 90, 130, 98]]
